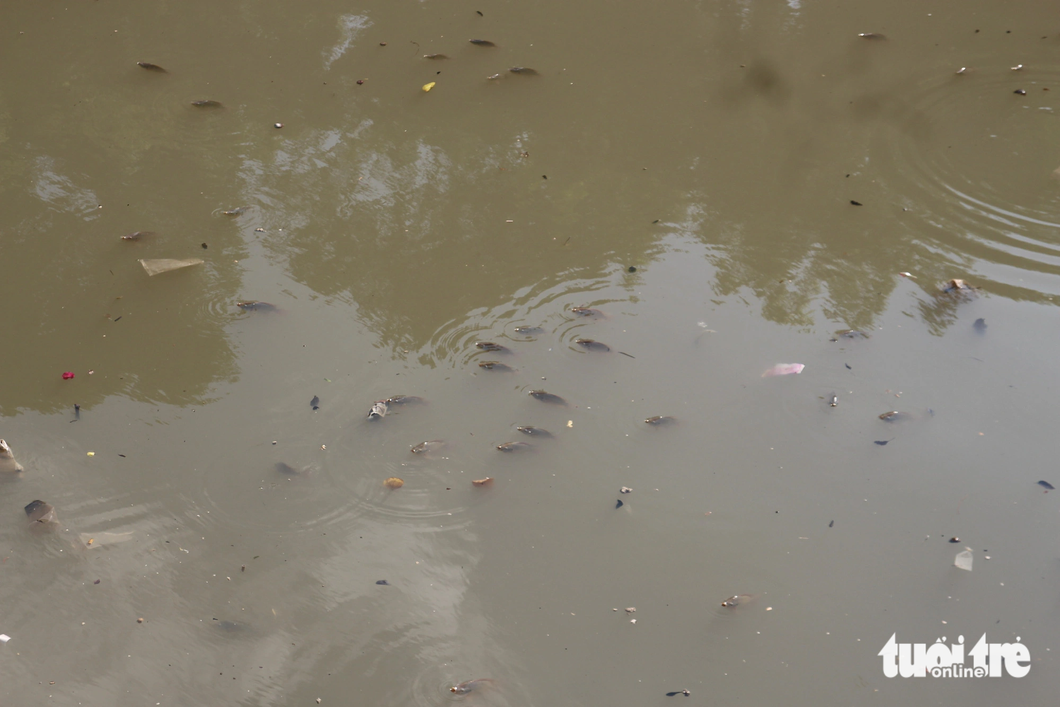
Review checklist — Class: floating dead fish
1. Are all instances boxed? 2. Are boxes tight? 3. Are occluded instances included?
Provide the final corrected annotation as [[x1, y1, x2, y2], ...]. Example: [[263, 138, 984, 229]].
[[1039, 480, 1055, 490], [191, 99, 223, 108], [878, 411, 913, 422], [973, 318, 987, 333], [516, 426, 553, 438], [468, 39, 496, 47], [762, 363, 805, 377], [528, 390, 567, 405], [940, 278, 977, 294], [311, 395, 320, 410], [451, 679, 493, 694], [368, 401, 388, 419], [571, 306, 604, 317], [509, 67, 538, 75], [1, 439, 24, 474], [835, 329, 871, 340], [137, 62, 167, 73], [139, 258, 204, 276], [497, 441, 533, 452], [121, 231, 155, 241], [721, 594, 757, 608], [829, 394, 838, 407], [666, 690, 691, 697], [874, 440, 890, 446], [222, 206, 248, 216], [478, 361, 515, 372], [411, 440, 446, 455], [645, 415, 677, 426], [376, 579, 390, 585], [423, 53, 449, 59], [513, 325, 543, 334], [1014, 89, 1027, 95], [486, 73, 502, 80], [956, 67, 968, 75], [24, 500, 57, 525], [575, 338, 611, 352], [475, 341, 511, 353], [236, 301, 279, 312], [385, 395, 425, 406], [620, 486, 632, 493], [858, 32, 887, 40], [472, 477, 493, 486], [383, 477, 404, 489]]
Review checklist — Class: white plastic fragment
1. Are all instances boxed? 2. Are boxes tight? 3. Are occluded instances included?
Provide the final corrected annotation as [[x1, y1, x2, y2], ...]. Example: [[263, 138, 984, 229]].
[[0, 634, 10, 643], [955, 550, 973, 571]]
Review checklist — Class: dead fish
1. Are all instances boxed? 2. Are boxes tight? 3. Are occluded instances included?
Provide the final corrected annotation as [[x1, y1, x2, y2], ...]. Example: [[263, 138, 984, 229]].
[[762, 363, 805, 377], [858, 32, 887, 40], [468, 39, 496, 47], [1, 439, 24, 474], [528, 390, 567, 405], [575, 338, 611, 352], [513, 325, 543, 334], [645, 416, 677, 426], [236, 301, 279, 312], [310, 395, 320, 410], [486, 73, 502, 80], [571, 306, 604, 317], [137, 62, 167, 73], [974, 318, 987, 333], [721, 594, 757, 608], [878, 411, 913, 422], [497, 441, 533, 452], [385, 395, 425, 406], [874, 440, 891, 446], [275, 462, 310, 476], [478, 361, 515, 372], [1038, 480, 1055, 490], [620, 486, 632, 493], [222, 206, 247, 216], [516, 426, 553, 438], [509, 67, 538, 75], [423, 53, 449, 59], [121, 231, 155, 241], [940, 278, 977, 294], [411, 440, 446, 455], [368, 401, 388, 419], [472, 477, 493, 486], [475, 341, 511, 353], [191, 99, 223, 108], [376, 579, 390, 585], [835, 329, 871, 340], [451, 679, 493, 694], [666, 690, 691, 697], [24, 500, 57, 525]]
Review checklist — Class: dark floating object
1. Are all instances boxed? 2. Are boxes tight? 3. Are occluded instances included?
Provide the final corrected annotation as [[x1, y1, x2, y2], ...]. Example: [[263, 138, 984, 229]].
[[25, 500, 58, 524], [645, 415, 676, 425], [74, 403, 81, 420], [874, 440, 889, 446], [476, 341, 511, 353], [575, 338, 610, 352], [310, 395, 320, 410], [829, 520, 834, 528], [628, 266, 637, 273], [496, 441, 533, 452], [478, 361, 515, 372], [0, 439, 23, 474], [829, 393, 838, 407], [615, 499, 624, 509], [1014, 88, 1027, 95], [858, 32, 887, 40], [222, 207, 248, 216], [412, 440, 446, 455], [423, 53, 449, 59], [385, 395, 425, 406], [137, 62, 167, 73], [721, 594, 753, 608], [835, 329, 871, 340], [513, 325, 543, 334], [191, 99, 223, 108], [469, 39, 496, 46], [1039, 480, 1055, 490], [974, 318, 987, 333], [571, 306, 604, 317], [878, 411, 912, 422], [376, 579, 390, 585], [665, 691, 691, 697], [121, 231, 155, 241], [845, 363, 852, 370], [940, 278, 977, 294], [516, 426, 553, 438], [451, 679, 493, 695], [528, 390, 567, 405], [201, 242, 208, 249], [949, 537, 960, 543], [850, 200, 863, 206], [236, 300, 279, 312], [368, 401, 388, 419], [509, 66, 538, 75], [476, 11, 483, 16]]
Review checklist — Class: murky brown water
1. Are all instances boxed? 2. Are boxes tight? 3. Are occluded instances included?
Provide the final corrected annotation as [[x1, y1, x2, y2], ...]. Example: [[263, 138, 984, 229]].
[[2, 1, 1058, 705]]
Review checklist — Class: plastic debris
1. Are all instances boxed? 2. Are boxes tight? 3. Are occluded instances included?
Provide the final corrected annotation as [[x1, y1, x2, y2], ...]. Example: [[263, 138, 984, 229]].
[[762, 363, 805, 377], [954, 550, 973, 571], [0, 439, 24, 474], [0, 634, 10, 643], [62, 371, 75, 380], [139, 258, 204, 276], [384, 477, 404, 489], [422, 82, 436, 92]]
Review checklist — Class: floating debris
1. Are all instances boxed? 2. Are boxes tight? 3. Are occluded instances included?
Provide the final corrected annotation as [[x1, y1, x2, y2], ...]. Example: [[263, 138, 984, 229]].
[[496, 441, 533, 452], [516, 426, 553, 438], [478, 361, 515, 372], [949, 537, 960, 543], [236, 301, 279, 312], [222, 206, 248, 216], [509, 67, 538, 75], [121, 231, 155, 241], [383, 477, 404, 489], [486, 73, 502, 80], [1039, 480, 1055, 490], [878, 411, 913, 422], [368, 401, 388, 419], [1, 440, 24, 474], [136, 62, 167, 72], [956, 67, 968, 75], [139, 258, 204, 276], [615, 499, 624, 509], [973, 318, 987, 333], [451, 679, 493, 694], [475, 341, 511, 353], [528, 390, 567, 405], [24, 500, 57, 525], [472, 477, 493, 486], [721, 594, 755, 608], [411, 440, 446, 455], [645, 415, 677, 425], [571, 306, 604, 317], [385, 395, 426, 406], [62, 371, 75, 380], [191, 99, 223, 108], [829, 393, 838, 407], [850, 200, 863, 206], [376, 579, 390, 586], [762, 363, 804, 377], [575, 338, 611, 352], [422, 82, 436, 92], [1011, 64, 1024, 71], [1014, 89, 1027, 95], [857, 32, 887, 40], [665, 690, 691, 697], [311, 395, 320, 410], [874, 440, 890, 446], [835, 329, 871, 340], [468, 39, 496, 47], [940, 278, 977, 294], [513, 325, 543, 334], [620, 486, 632, 493], [423, 53, 449, 59], [954, 550, 973, 571]]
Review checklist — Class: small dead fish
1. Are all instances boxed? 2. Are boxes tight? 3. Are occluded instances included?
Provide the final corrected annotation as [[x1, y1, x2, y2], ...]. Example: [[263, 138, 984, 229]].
[[385, 395, 425, 406], [528, 390, 567, 405], [835, 329, 871, 340], [509, 67, 538, 75], [472, 477, 493, 486], [666, 690, 691, 697], [478, 361, 515, 372], [721, 594, 756, 608], [236, 301, 279, 312], [310, 395, 320, 410], [571, 306, 604, 317], [222, 206, 247, 216], [411, 440, 446, 455], [575, 338, 611, 352], [451, 679, 493, 694], [874, 440, 891, 446], [497, 441, 533, 452], [191, 99, 223, 108], [513, 325, 543, 334], [24, 500, 58, 525], [423, 53, 449, 59], [516, 426, 553, 438], [468, 39, 496, 47], [376, 579, 390, 585], [121, 231, 155, 241], [878, 411, 912, 422], [1039, 480, 1055, 490], [858, 32, 887, 40], [486, 73, 502, 80], [974, 318, 987, 333], [829, 394, 838, 407], [762, 363, 805, 377], [645, 416, 677, 426], [475, 341, 511, 353], [368, 401, 388, 419], [0, 439, 23, 474], [136, 62, 168, 73]]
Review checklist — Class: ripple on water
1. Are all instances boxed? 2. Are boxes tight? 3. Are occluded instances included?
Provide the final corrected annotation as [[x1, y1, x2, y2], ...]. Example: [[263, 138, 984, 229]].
[[877, 63, 1060, 296]]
